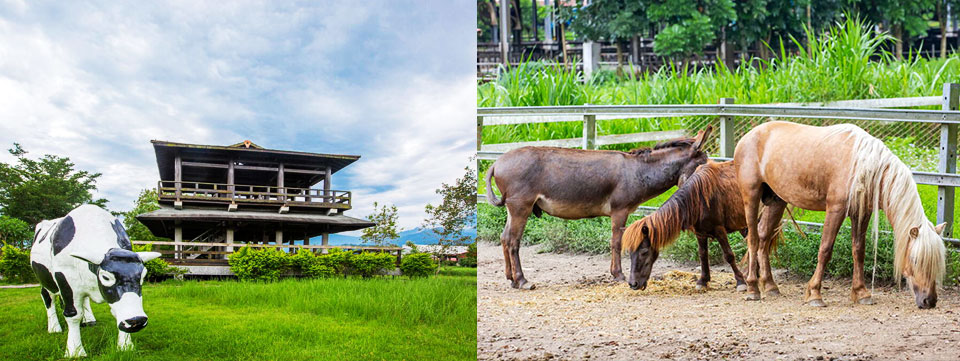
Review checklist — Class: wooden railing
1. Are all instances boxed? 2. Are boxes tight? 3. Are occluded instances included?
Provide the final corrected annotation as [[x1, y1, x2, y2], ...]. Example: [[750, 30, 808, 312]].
[[158, 181, 352, 208]]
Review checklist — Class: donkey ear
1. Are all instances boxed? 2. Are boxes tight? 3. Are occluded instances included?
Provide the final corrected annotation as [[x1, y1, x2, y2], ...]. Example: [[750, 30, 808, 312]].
[[692, 125, 713, 150], [70, 250, 105, 265], [909, 226, 920, 239], [935, 222, 947, 236]]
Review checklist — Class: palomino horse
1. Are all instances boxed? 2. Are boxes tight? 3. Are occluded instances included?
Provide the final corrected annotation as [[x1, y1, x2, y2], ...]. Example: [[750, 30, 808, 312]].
[[735, 121, 946, 308], [486, 127, 712, 289], [622, 160, 782, 292]]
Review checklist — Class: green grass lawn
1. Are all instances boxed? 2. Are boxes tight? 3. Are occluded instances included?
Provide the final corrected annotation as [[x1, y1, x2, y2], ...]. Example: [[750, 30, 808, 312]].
[[0, 269, 476, 361]]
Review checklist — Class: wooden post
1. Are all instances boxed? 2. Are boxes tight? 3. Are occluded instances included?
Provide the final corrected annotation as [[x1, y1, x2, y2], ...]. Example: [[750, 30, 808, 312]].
[[174, 225, 182, 260], [174, 152, 182, 207], [582, 114, 596, 150], [225, 227, 234, 259], [499, 0, 510, 67], [719, 98, 736, 158], [227, 159, 235, 201], [583, 41, 600, 79], [324, 166, 332, 202], [321, 233, 329, 254], [938, 83, 959, 237], [543, 0, 553, 44], [275, 229, 284, 251], [277, 163, 285, 202]]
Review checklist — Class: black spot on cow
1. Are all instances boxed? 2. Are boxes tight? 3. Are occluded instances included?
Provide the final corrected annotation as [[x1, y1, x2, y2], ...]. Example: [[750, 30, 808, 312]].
[[41, 288, 53, 308], [52, 216, 76, 256], [112, 219, 132, 250], [98, 248, 145, 304], [54, 272, 77, 317], [31, 261, 58, 293]]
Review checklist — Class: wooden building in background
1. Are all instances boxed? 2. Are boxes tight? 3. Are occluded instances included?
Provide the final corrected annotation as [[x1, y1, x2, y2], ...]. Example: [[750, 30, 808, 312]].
[[135, 140, 391, 275]]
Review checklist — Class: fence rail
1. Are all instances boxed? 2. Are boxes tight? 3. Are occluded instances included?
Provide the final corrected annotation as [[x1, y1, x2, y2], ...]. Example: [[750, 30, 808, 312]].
[[477, 84, 960, 244], [158, 180, 351, 208]]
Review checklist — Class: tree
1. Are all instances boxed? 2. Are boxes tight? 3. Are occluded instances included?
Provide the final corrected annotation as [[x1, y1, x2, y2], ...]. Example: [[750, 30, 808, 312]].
[[361, 202, 402, 247], [0, 144, 107, 226], [648, 0, 736, 59], [121, 189, 167, 242], [0, 215, 32, 248], [421, 164, 477, 271], [563, 0, 651, 72]]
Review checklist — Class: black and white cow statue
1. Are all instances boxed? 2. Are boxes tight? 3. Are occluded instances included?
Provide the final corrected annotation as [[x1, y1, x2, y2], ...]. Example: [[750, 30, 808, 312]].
[[30, 205, 160, 357]]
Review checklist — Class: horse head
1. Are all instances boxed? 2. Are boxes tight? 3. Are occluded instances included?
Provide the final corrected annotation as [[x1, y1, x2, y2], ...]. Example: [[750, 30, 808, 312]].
[[901, 222, 947, 309]]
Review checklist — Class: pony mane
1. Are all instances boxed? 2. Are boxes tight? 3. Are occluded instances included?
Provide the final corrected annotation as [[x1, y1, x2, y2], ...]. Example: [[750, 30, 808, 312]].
[[627, 138, 695, 155], [838, 124, 947, 286], [622, 161, 724, 252]]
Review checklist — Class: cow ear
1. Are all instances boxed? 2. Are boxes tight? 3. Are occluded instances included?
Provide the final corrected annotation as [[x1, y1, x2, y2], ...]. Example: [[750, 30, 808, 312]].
[[935, 222, 947, 236], [70, 250, 104, 265], [137, 252, 161, 263]]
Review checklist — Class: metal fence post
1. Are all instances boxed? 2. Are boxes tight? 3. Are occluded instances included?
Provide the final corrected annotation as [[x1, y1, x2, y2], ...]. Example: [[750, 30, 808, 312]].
[[938, 83, 959, 238], [583, 113, 596, 150], [719, 97, 736, 158]]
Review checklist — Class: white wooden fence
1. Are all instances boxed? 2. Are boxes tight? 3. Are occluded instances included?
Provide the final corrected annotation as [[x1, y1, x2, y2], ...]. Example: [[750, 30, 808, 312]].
[[477, 83, 960, 244]]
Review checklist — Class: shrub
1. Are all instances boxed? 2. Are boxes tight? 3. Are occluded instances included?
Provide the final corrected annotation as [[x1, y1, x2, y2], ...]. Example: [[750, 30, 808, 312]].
[[0, 244, 35, 284], [133, 243, 185, 281], [351, 252, 396, 278], [400, 253, 437, 278], [228, 246, 289, 282], [0, 216, 32, 248], [459, 256, 477, 268], [318, 248, 352, 275], [291, 249, 337, 278]]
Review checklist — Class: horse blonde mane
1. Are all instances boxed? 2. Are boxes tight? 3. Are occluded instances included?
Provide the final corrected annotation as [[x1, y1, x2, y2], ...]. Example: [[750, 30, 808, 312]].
[[622, 161, 724, 253], [836, 124, 947, 287]]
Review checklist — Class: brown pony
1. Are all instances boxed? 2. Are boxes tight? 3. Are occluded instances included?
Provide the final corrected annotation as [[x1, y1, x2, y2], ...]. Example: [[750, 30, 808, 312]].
[[622, 160, 782, 291], [486, 127, 712, 289], [735, 121, 946, 308]]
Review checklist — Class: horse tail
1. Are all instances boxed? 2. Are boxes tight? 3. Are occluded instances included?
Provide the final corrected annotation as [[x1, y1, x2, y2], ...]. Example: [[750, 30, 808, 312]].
[[485, 163, 504, 207]]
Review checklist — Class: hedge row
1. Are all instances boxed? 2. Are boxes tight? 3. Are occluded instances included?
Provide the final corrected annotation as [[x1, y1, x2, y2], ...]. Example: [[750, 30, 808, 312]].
[[228, 247, 437, 282]]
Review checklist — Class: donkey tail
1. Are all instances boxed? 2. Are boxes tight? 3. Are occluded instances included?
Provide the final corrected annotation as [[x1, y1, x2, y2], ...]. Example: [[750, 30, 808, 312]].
[[485, 163, 504, 207]]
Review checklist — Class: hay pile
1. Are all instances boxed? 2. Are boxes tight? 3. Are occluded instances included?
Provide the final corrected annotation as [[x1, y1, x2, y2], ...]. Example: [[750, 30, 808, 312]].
[[641, 270, 737, 295]]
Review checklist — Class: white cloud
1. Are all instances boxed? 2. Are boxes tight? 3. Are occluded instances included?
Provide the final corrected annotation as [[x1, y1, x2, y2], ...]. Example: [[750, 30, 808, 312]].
[[0, 1, 475, 232]]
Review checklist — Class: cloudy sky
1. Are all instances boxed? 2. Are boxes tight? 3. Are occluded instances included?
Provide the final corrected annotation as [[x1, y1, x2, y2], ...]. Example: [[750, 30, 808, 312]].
[[0, 1, 476, 233]]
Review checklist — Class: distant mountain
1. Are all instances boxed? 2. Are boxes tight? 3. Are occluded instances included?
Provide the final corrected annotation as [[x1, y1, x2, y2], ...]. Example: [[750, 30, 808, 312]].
[[295, 226, 476, 247]]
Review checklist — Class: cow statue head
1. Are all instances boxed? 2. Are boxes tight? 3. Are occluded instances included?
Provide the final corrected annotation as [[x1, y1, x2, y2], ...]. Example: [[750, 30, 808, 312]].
[[71, 248, 160, 333]]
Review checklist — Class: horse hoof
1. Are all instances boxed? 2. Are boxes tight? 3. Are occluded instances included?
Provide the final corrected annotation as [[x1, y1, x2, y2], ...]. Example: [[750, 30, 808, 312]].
[[516, 280, 536, 290], [612, 274, 626, 282], [736, 284, 748, 292], [858, 297, 875, 305], [765, 289, 781, 298], [81, 321, 96, 327], [744, 293, 761, 301], [807, 299, 826, 307], [695, 284, 706, 291]]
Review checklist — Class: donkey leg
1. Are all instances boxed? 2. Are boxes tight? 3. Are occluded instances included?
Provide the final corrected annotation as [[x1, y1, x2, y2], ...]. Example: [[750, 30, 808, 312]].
[[609, 210, 630, 282], [850, 211, 874, 305], [505, 202, 534, 290], [805, 206, 845, 307], [716, 231, 746, 292], [758, 201, 786, 297], [695, 234, 711, 290], [500, 214, 514, 282]]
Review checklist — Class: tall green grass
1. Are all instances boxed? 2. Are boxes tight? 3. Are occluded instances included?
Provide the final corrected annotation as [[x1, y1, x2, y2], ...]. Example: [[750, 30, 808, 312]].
[[0, 272, 477, 360]]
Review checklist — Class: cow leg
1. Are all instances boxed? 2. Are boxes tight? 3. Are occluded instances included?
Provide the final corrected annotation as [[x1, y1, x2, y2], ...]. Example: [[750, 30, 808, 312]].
[[81, 298, 96, 327], [804, 205, 845, 307], [609, 210, 630, 282], [41, 288, 62, 333], [63, 296, 86, 358], [504, 200, 534, 290], [117, 329, 134, 351], [695, 234, 711, 290], [716, 230, 747, 292]]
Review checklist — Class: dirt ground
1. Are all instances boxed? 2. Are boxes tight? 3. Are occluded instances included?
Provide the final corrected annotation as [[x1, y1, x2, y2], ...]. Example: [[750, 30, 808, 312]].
[[478, 243, 960, 360]]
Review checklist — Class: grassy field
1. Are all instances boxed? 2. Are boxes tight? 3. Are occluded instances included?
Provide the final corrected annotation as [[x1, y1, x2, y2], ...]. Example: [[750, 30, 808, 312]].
[[0, 268, 476, 361]]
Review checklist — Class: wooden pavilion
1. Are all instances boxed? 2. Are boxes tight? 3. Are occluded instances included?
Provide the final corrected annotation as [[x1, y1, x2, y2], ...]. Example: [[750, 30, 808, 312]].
[[135, 140, 396, 275]]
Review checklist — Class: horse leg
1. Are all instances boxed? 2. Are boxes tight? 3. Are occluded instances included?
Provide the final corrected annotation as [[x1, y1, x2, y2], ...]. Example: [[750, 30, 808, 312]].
[[609, 210, 629, 282], [758, 200, 786, 297], [695, 234, 710, 290], [804, 206, 845, 307], [505, 201, 534, 290], [739, 182, 763, 301], [850, 210, 874, 305], [716, 230, 746, 292], [500, 217, 513, 282]]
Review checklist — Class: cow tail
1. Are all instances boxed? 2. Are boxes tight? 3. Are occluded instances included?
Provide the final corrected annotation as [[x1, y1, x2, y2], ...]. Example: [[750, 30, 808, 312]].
[[485, 163, 504, 207]]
